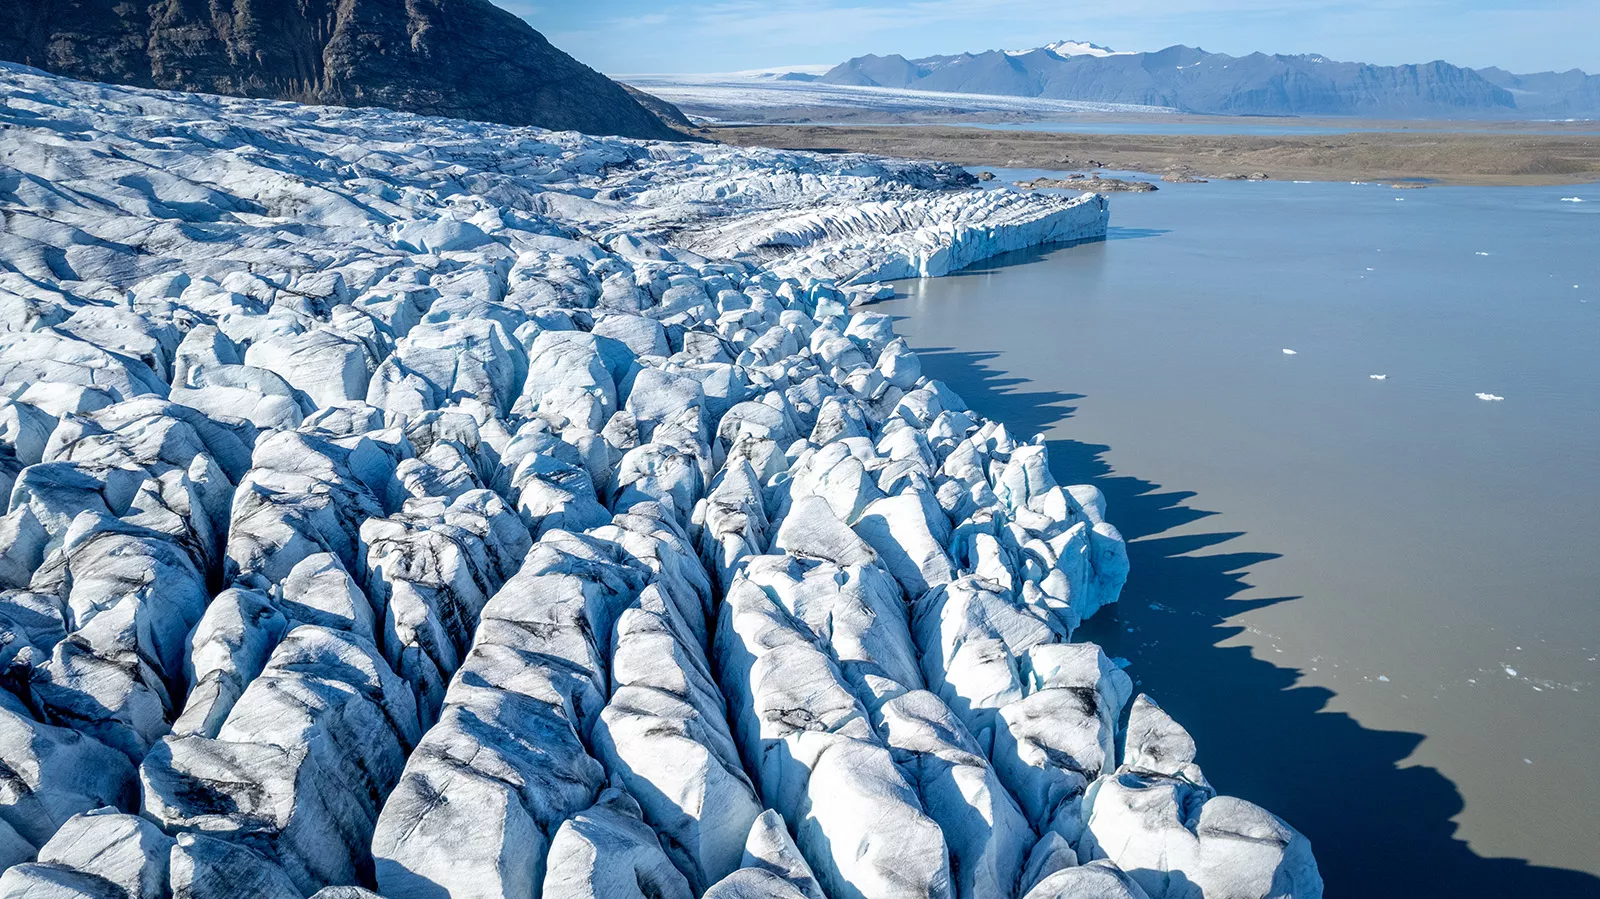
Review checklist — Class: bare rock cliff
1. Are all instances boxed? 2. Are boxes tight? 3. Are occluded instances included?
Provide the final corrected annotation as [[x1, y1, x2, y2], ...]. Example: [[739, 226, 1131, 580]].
[[0, 0, 687, 140]]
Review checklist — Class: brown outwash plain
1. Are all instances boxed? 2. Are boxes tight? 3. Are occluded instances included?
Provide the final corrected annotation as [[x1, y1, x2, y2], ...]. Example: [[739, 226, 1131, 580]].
[[708, 123, 1600, 187]]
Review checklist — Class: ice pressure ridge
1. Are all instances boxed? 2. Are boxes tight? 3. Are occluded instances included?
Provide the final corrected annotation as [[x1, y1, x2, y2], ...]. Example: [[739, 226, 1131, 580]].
[[0, 63, 1321, 899]]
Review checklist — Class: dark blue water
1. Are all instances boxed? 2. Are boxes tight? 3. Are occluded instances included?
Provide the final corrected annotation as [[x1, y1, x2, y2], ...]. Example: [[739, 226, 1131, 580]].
[[881, 173, 1600, 897]]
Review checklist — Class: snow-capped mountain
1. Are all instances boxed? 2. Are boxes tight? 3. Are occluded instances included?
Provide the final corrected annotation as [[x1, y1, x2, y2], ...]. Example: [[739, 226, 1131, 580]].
[[1043, 39, 1132, 57], [1017, 39, 1132, 58]]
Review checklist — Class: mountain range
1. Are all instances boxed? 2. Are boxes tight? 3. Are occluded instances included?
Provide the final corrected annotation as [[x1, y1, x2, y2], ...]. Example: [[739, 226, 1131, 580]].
[[0, 0, 687, 140], [821, 42, 1600, 118]]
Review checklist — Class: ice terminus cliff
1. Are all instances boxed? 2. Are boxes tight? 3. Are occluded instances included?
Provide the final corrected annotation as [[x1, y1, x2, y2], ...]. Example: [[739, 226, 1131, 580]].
[[0, 61, 1319, 899]]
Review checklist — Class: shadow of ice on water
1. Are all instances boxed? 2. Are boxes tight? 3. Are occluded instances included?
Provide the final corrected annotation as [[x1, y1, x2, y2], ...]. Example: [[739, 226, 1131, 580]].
[[907, 343, 1600, 898]]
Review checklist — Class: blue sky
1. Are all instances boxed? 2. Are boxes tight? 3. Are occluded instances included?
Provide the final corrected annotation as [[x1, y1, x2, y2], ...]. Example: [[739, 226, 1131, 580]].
[[503, 1, 1600, 75]]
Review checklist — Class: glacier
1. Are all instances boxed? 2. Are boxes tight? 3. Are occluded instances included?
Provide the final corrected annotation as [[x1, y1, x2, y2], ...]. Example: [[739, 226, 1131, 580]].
[[622, 75, 1176, 119], [0, 62, 1321, 898]]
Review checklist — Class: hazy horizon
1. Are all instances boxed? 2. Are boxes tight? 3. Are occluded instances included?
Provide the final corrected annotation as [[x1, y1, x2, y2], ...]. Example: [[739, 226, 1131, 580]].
[[507, 1, 1600, 77]]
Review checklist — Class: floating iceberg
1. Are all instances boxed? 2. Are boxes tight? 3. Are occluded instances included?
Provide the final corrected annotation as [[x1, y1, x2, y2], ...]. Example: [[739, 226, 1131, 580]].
[[0, 62, 1319, 898]]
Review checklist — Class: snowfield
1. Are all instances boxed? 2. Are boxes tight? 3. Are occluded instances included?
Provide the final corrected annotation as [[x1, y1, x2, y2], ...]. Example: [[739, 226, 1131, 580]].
[[622, 75, 1177, 119], [0, 62, 1320, 899]]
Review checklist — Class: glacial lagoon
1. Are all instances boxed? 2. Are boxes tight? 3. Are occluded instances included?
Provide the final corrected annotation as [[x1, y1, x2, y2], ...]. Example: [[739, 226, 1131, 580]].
[[881, 172, 1600, 896]]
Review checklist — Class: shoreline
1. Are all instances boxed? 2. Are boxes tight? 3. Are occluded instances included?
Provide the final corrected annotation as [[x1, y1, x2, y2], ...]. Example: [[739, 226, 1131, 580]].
[[708, 123, 1600, 187], [872, 178, 1600, 893]]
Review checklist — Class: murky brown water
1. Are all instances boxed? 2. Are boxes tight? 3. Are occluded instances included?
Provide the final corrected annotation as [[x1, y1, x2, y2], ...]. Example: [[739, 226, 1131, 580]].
[[881, 172, 1600, 896]]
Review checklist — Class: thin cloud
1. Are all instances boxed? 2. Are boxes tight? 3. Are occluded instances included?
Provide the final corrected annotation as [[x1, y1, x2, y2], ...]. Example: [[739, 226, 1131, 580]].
[[606, 12, 670, 28]]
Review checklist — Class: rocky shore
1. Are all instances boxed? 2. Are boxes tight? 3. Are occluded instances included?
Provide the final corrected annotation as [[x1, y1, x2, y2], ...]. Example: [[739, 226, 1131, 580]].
[[1015, 175, 1159, 192], [0, 63, 1321, 899]]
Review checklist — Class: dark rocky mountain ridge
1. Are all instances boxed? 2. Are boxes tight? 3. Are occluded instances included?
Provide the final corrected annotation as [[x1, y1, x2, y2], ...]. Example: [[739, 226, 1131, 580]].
[[0, 0, 688, 140], [822, 43, 1600, 118]]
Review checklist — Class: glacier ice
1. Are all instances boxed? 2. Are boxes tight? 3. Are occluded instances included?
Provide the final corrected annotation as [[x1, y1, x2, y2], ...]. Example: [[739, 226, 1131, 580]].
[[0, 61, 1318, 898]]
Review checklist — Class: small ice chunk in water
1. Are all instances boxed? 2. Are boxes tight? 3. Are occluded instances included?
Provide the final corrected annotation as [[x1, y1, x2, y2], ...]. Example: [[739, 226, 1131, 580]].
[[1282, 348, 1298, 355], [1377, 675, 1390, 682], [1505, 666, 1519, 676], [1476, 393, 1504, 402], [1370, 374, 1387, 380], [1475, 252, 1490, 256], [1560, 197, 1584, 203]]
